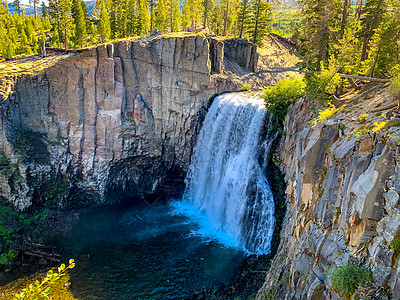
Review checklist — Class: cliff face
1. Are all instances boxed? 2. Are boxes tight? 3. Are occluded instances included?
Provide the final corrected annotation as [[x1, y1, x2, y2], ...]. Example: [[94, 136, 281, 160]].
[[258, 89, 400, 299], [0, 35, 248, 209]]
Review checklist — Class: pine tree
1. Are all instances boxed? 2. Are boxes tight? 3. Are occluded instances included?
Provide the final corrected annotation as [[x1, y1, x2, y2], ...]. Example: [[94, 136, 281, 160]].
[[18, 29, 32, 54], [297, 0, 342, 67], [361, 2, 400, 76], [41, 2, 48, 19], [155, 0, 167, 32], [359, 0, 389, 62], [135, 0, 150, 35], [340, 0, 351, 38], [166, 0, 181, 32], [0, 0, 9, 16], [248, 0, 272, 46], [355, 0, 363, 20], [79, 0, 91, 33], [98, 0, 111, 42], [72, 0, 87, 48], [221, 0, 229, 35], [109, 0, 124, 39], [59, 0, 73, 51], [12, 0, 21, 16], [1, 35, 16, 59], [29, 0, 39, 19], [202, 0, 212, 28], [48, 0, 63, 47], [126, 0, 136, 36], [237, 0, 250, 38], [181, 0, 190, 30]]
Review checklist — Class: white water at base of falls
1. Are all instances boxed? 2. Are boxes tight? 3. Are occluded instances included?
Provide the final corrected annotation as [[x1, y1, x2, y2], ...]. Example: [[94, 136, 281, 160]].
[[176, 93, 275, 254]]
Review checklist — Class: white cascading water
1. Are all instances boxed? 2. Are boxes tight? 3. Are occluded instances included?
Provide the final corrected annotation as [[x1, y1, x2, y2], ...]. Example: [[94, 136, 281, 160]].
[[182, 93, 275, 254]]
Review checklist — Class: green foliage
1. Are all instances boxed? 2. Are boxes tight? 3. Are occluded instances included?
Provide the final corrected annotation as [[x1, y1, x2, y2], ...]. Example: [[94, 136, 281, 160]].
[[72, 0, 87, 48], [389, 65, 400, 99], [263, 77, 306, 122], [305, 56, 342, 106], [0, 203, 51, 268], [13, 259, 75, 300], [352, 127, 370, 139], [297, 0, 342, 66], [155, 0, 167, 32], [248, 0, 272, 46], [327, 263, 373, 298], [97, 0, 110, 42], [310, 105, 346, 126], [392, 236, 400, 251], [0, 249, 16, 265], [238, 84, 252, 91], [357, 113, 368, 123]]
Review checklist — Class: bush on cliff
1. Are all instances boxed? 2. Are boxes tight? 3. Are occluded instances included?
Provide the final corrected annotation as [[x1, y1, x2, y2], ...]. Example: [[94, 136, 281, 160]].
[[327, 262, 372, 300], [389, 65, 400, 105], [263, 77, 306, 122]]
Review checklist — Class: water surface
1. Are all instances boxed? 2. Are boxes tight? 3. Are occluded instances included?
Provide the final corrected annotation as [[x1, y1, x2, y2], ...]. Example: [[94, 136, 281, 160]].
[[58, 201, 244, 300]]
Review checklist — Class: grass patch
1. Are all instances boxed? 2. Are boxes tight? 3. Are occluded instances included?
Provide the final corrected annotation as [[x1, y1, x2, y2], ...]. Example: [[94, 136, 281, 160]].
[[327, 263, 372, 300]]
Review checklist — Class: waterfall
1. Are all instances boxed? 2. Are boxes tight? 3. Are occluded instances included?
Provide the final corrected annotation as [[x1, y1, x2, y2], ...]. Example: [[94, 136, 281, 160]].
[[181, 93, 275, 254]]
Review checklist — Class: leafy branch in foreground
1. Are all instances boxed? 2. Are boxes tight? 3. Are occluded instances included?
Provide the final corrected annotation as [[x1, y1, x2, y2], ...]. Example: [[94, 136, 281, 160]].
[[13, 259, 75, 300]]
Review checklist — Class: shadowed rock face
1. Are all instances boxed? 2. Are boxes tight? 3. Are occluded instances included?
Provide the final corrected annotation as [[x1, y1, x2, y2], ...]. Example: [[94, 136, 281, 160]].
[[1, 35, 256, 208]]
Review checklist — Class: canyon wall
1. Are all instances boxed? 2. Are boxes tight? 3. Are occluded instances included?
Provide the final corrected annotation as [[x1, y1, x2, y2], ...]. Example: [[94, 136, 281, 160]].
[[0, 35, 260, 209], [258, 96, 400, 300]]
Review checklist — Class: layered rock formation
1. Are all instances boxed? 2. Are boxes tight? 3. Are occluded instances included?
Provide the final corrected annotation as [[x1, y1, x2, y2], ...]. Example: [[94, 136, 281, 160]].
[[257, 93, 400, 299], [1, 35, 260, 209]]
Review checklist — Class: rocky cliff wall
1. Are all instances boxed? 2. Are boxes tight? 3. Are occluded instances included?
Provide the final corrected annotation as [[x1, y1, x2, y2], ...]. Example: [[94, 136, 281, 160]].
[[257, 90, 400, 300], [0, 35, 244, 209]]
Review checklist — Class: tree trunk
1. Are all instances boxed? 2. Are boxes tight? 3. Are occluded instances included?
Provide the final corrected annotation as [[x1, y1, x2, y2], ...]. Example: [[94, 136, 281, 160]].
[[150, 0, 154, 32], [355, 0, 363, 21], [203, 0, 208, 28], [223, 0, 229, 36], [360, 32, 373, 62], [34, 2, 37, 19], [58, 22, 62, 48], [64, 28, 68, 51], [340, 0, 351, 38], [252, 0, 261, 44], [238, 0, 247, 39]]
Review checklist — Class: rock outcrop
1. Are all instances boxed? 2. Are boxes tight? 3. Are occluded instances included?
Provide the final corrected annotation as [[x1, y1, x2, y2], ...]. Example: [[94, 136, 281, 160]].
[[0, 35, 231, 209], [257, 93, 400, 299]]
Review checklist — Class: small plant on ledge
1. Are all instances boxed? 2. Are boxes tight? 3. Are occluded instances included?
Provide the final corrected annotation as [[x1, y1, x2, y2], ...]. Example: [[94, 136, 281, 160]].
[[327, 262, 372, 300], [392, 236, 400, 251]]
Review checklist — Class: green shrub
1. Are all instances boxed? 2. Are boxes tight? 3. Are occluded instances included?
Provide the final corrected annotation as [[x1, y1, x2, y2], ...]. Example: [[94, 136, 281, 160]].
[[305, 56, 342, 106], [238, 84, 252, 91], [392, 236, 400, 251], [327, 263, 372, 299], [357, 113, 368, 123], [263, 77, 306, 122], [389, 65, 400, 100]]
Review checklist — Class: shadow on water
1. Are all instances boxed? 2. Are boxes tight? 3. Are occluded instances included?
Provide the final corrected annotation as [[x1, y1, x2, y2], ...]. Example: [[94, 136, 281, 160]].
[[56, 197, 245, 300]]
